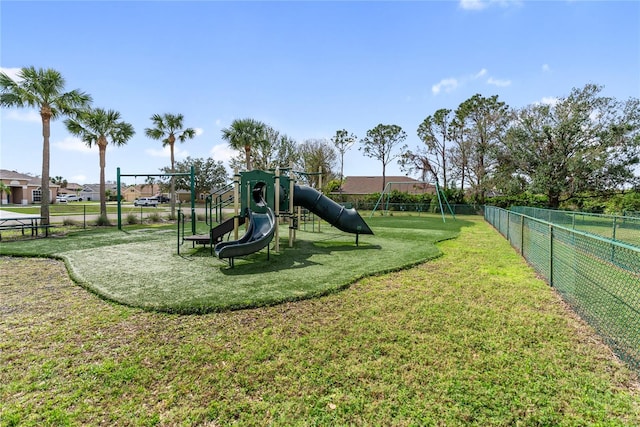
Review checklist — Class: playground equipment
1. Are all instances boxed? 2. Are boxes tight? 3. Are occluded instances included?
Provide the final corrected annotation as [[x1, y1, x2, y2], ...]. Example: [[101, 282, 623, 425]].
[[182, 168, 373, 265], [116, 166, 196, 232], [370, 180, 455, 222]]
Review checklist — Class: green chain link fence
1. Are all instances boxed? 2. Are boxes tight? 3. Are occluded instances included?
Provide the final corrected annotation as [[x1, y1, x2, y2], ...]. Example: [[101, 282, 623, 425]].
[[485, 206, 640, 375], [353, 202, 481, 215], [511, 206, 640, 248]]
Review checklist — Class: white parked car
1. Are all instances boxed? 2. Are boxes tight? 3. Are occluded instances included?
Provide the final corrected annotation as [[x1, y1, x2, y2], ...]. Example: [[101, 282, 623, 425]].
[[56, 194, 82, 203], [134, 197, 158, 207]]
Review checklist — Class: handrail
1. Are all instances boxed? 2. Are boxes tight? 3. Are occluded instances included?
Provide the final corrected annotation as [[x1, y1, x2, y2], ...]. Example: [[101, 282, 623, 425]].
[[214, 194, 234, 223], [177, 206, 184, 254], [204, 183, 234, 226]]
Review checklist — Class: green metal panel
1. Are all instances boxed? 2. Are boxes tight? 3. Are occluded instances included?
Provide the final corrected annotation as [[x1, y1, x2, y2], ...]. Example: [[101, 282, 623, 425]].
[[239, 170, 291, 213]]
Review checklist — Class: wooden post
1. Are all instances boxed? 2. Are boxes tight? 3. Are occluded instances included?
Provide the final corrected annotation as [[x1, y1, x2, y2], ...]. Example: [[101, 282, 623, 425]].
[[233, 169, 239, 240], [318, 166, 322, 233], [289, 163, 295, 247], [274, 167, 280, 253]]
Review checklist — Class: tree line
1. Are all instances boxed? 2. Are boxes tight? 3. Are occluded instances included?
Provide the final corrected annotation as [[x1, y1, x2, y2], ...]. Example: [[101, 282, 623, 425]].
[[2, 66, 639, 226], [180, 84, 640, 211], [404, 87, 639, 209]]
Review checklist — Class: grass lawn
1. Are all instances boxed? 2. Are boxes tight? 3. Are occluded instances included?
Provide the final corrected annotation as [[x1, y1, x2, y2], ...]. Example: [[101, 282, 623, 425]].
[[1, 216, 639, 425], [0, 203, 174, 217], [0, 214, 469, 313]]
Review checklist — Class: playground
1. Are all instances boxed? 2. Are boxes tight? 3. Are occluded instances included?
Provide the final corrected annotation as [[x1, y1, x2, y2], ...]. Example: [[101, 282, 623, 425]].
[[0, 169, 471, 312], [2, 216, 639, 426], [0, 212, 466, 313], [2, 170, 640, 424]]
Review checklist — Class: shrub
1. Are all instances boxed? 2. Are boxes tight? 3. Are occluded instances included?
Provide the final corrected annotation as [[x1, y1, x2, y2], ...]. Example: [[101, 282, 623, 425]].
[[364, 192, 381, 204], [441, 188, 465, 204], [147, 212, 162, 223], [62, 218, 77, 227], [95, 215, 111, 226], [325, 179, 342, 194], [486, 193, 548, 209], [579, 198, 607, 214], [126, 213, 139, 225], [620, 191, 640, 213]]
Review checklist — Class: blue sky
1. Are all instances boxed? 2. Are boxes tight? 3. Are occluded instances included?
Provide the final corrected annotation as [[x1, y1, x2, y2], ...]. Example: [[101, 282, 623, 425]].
[[1, 0, 639, 185]]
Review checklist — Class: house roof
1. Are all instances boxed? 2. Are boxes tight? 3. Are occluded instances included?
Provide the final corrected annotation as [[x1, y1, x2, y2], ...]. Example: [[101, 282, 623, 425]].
[[340, 176, 435, 195], [65, 183, 84, 191], [57, 182, 85, 194], [81, 184, 101, 192], [0, 169, 33, 181], [0, 169, 58, 187]]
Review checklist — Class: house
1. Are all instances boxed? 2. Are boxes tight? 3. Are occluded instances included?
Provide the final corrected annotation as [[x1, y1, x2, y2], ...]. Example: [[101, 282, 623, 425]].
[[0, 169, 61, 205], [55, 182, 122, 202], [57, 182, 84, 196], [81, 183, 120, 202], [177, 189, 192, 203], [338, 176, 436, 198], [122, 183, 163, 202], [56, 182, 85, 201]]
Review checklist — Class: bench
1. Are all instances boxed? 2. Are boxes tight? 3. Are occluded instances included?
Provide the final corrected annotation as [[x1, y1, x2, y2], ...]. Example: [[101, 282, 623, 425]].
[[0, 217, 50, 241]]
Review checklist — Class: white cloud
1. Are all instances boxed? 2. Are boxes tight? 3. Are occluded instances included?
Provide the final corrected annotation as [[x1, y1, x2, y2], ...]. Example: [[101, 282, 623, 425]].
[[70, 174, 87, 184], [0, 67, 22, 82], [459, 0, 488, 10], [194, 127, 204, 136], [5, 110, 40, 122], [542, 64, 551, 72], [210, 144, 236, 165], [459, 0, 521, 11], [473, 68, 488, 79], [432, 78, 459, 95], [53, 137, 94, 153], [540, 97, 559, 106], [432, 68, 513, 95], [487, 77, 512, 87], [214, 119, 222, 127], [145, 145, 189, 159]]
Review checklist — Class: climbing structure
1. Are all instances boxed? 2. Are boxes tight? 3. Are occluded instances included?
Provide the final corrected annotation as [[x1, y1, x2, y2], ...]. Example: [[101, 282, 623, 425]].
[[183, 168, 373, 265]]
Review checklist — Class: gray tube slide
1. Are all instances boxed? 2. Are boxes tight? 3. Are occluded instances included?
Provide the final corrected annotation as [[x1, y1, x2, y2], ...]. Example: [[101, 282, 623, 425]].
[[293, 185, 373, 235]]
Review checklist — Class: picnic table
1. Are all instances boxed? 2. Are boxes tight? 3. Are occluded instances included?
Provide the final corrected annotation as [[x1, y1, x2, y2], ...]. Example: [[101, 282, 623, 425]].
[[0, 215, 49, 241]]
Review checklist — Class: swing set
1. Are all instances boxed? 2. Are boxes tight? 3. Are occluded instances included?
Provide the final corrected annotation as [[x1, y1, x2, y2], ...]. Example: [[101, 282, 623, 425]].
[[369, 180, 456, 222], [115, 166, 196, 233]]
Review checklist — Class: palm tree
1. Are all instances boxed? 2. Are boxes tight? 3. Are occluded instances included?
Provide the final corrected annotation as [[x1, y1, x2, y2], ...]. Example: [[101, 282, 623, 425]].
[[0, 66, 92, 225], [50, 176, 68, 188], [221, 118, 267, 171], [145, 113, 196, 217], [143, 176, 157, 198], [65, 108, 135, 219], [0, 182, 9, 205]]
